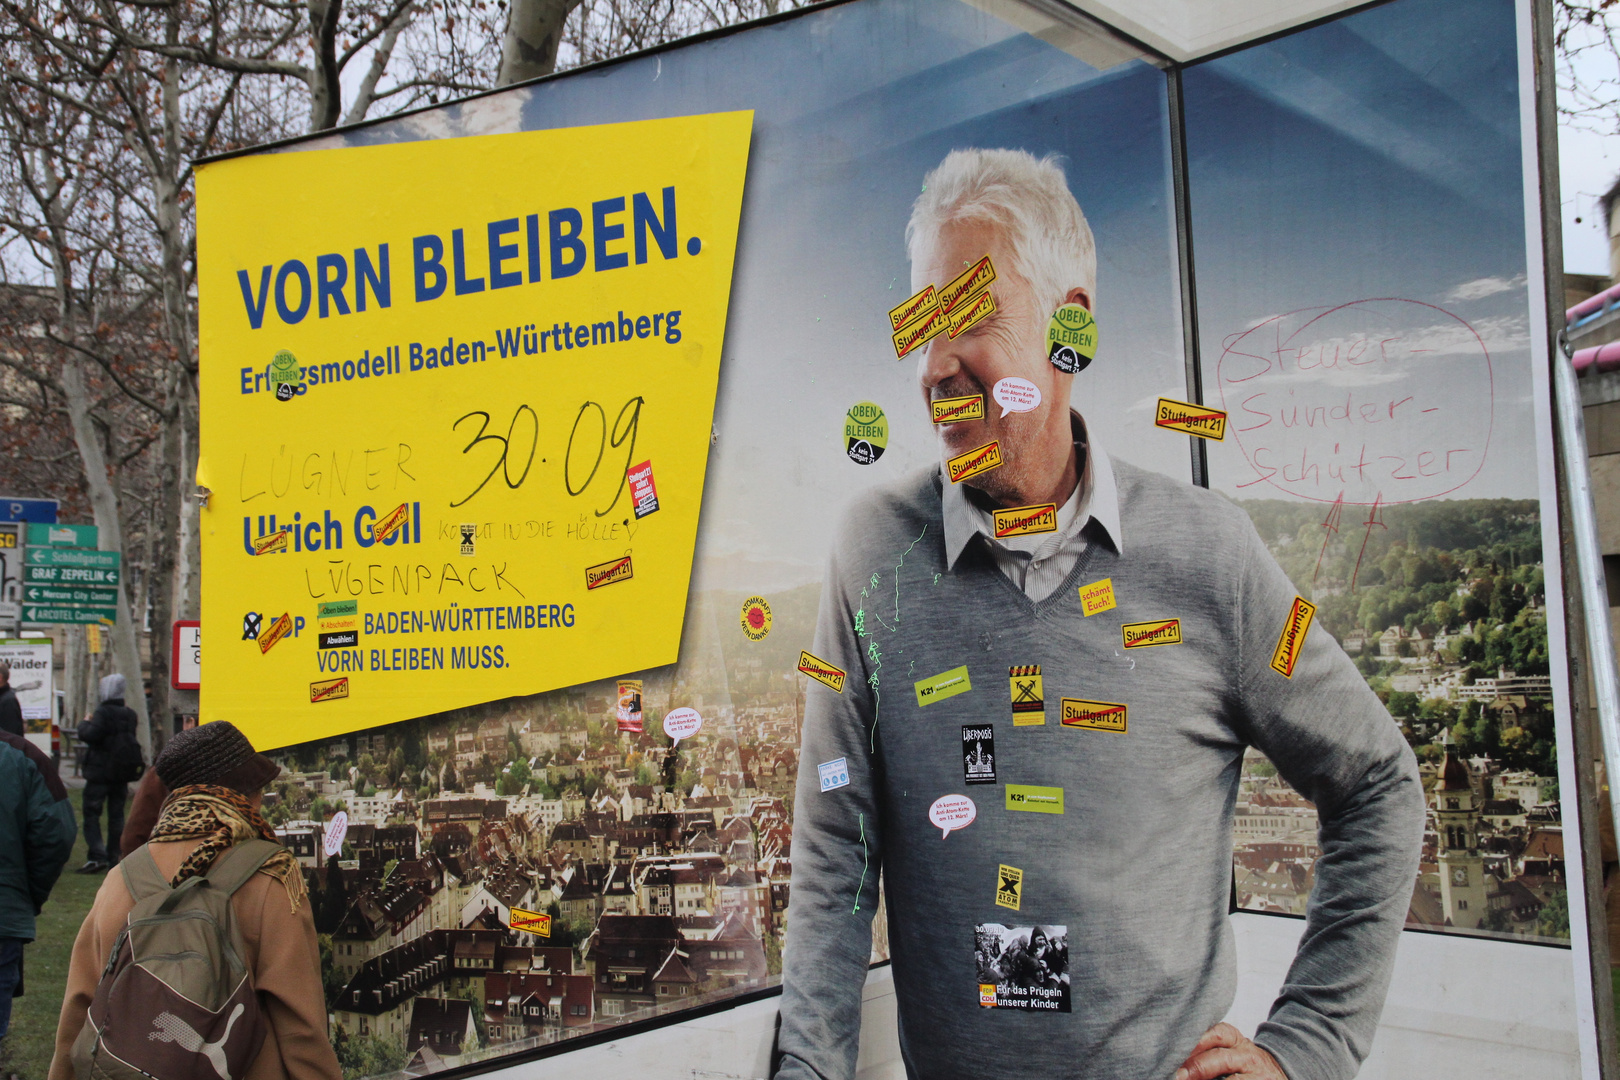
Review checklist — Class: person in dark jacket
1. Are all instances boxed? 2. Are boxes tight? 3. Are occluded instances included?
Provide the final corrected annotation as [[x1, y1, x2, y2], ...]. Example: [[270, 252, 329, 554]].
[[0, 728, 77, 1039], [76, 673, 141, 873], [0, 661, 24, 738]]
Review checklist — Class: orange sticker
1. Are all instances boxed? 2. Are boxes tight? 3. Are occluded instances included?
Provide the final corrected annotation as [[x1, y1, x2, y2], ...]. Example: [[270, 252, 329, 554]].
[[893, 306, 948, 359], [373, 502, 410, 542], [889, 284, 939, 331], [1060, 698, 1127, 733], [1121, 619, 1182, 649], [1271, 596, 1316, 678], [585, 555, 633, 590], [947, 288, 996, 338], [259, 612, 292, 655], [1154, 397, 1227, 440], [252, 530, 288, 555], [938, 255, 996, 314], [993, 503, 1057, 538], [310, 676, 349, 703], [798, 650, 847, 693], [931, 394, 985, 424]]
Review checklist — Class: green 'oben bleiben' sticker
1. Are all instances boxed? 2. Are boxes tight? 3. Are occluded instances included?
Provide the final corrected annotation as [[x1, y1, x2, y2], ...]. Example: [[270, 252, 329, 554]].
[[1047, 304, 1098, 374], [1006, 784, 1064, 814], [270, 349, 301, 401], [845, 401, 888, 465], [915, 665, 972, 707]]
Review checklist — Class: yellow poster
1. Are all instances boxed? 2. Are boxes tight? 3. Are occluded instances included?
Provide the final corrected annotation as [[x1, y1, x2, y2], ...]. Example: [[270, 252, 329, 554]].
[[196, 113, 753, 749]]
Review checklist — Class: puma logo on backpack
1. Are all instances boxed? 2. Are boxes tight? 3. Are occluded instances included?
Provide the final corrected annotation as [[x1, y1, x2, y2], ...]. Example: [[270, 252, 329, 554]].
[[71, 840, 280, 1080]]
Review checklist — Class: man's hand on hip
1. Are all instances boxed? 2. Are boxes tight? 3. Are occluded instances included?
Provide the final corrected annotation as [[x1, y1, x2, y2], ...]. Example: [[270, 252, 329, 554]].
[[1173, 1023, 1287, 1080]]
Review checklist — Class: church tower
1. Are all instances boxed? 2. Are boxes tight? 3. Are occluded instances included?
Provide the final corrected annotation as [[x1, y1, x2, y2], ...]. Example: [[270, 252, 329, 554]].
[[1435, 749, 1488, 929]]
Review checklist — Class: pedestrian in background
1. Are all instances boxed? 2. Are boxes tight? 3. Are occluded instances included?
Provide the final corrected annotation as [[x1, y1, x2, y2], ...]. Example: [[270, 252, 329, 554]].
[[51, 721, 340, 1080], [75, 674, 142, 874], [0, 661, 24, 738], [119, 716, 196, 853], [0, 727, 77, 1042]]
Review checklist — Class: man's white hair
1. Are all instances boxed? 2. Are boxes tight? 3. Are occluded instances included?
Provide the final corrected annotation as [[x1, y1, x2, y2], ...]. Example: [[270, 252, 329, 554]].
[[906, 148, 1097, 316]]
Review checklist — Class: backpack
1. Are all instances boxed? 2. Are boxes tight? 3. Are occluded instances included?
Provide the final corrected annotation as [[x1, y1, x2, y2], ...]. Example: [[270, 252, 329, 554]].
[[107, 713, 144, 784], [70, 840, 280, 1080]]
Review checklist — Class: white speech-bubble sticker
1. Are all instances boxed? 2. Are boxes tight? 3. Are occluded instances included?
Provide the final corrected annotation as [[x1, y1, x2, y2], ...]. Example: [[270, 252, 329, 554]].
[[662, 706, 703, 744], [993, 377, 1041, 418], [928, 794, 977, 838], [323, 810, 348, 857]]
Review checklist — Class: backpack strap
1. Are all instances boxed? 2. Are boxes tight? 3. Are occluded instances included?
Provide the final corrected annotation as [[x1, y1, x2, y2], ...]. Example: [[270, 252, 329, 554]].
[[118, 846, 174, 904], [202, 839, 286, 897]]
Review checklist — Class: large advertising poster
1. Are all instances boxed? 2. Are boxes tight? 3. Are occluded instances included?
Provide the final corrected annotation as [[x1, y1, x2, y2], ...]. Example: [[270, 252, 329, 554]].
[[193, 0, 1583, 1075]]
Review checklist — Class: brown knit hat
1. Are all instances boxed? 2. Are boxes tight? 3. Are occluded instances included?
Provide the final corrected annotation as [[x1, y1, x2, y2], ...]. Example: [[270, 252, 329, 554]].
[[155, 720, 280, 794]]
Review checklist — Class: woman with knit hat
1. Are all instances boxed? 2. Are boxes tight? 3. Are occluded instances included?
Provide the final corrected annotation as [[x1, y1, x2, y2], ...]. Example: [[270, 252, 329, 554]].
[[50, 721, 341, 1080]]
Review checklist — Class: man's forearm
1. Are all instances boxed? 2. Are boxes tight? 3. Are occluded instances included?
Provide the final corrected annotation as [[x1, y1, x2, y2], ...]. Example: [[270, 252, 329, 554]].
[[1251, 748, 1424, 1080]]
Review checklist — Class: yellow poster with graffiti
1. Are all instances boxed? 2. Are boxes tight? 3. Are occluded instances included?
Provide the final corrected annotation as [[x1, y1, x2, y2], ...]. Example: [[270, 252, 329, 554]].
[[195, 113, 753, 749]]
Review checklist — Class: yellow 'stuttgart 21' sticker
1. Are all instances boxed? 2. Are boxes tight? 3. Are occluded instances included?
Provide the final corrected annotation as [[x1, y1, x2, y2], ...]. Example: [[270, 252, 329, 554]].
[[947, 441, 1003, 483], [1271, 596, 1316, 677]]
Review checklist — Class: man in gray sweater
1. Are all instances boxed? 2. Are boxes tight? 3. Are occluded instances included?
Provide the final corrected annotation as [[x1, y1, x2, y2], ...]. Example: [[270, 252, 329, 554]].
[[775, 149, 1424, 1080]]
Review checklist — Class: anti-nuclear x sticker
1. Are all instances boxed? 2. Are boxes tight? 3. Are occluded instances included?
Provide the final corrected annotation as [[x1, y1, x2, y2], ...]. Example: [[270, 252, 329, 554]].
[[995, 865, 1023, 910]]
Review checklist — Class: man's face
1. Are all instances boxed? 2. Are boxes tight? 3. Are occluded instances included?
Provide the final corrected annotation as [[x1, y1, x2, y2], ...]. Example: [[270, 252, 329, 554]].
[[914, 219, 1073, 502]]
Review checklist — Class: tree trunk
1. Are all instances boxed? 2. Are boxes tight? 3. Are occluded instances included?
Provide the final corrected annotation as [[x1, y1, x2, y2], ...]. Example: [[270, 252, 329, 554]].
[[498, 0, 582, 85], [307, 0, 344, 129], [60, 356, 152, 757]]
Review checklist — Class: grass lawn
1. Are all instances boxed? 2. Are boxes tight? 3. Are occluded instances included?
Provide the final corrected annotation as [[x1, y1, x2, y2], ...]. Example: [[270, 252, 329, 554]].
[[0, 787, 112, 1080]]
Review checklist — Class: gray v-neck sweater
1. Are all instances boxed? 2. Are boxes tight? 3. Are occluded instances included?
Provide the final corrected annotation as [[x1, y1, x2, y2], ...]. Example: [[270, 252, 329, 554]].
[[776, 461, 1423, 1080]]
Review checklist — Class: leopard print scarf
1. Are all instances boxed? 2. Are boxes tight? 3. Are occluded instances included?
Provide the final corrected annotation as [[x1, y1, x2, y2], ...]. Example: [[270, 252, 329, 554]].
[[149, 784, 306, 912]]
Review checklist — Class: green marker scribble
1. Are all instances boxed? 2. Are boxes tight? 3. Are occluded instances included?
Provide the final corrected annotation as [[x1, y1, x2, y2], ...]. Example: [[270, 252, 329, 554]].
[[934, 573, 941, 585], [854, 811, 870, 913], [854, 609, 867, 638], [893, 525, 927, 625]]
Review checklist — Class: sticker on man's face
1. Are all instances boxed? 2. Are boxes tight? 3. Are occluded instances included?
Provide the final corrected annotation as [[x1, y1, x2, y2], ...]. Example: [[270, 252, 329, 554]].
[[1008, 665, 1044, 725], [961, 725, 996, 785], [931, 394, 985, 424], [844, 402, 888, 465], [1047, 304, 1097, 374], [946, 440, 1003, 483], [974, 924, 1070, 1012]]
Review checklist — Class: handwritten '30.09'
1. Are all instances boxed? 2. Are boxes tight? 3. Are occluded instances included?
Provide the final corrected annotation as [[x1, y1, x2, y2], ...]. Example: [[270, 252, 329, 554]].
[[450, 397, 643, 518]]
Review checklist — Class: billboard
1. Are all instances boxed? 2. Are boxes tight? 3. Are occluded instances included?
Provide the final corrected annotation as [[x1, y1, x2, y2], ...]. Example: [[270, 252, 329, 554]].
[[194, 0, 1591, 1076]]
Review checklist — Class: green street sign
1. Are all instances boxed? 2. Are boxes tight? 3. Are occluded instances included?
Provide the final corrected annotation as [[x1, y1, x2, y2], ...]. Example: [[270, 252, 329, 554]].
[[23, 585, 119, 606], [25, 523, 98, 548], [22, 605, 116, 625], [24, 547, 119, 568], [24, 564, 120, 586]]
